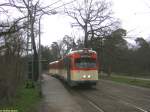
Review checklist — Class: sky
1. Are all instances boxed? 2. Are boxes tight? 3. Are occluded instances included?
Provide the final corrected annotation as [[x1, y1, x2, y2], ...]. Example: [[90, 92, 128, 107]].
[[113, 0, 150, 37], [40, 0, 150, 46], [1, 0, 150, 46]]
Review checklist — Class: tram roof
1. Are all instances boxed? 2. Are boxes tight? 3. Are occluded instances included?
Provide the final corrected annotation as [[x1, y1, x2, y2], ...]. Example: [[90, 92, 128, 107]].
[[49, 60, 59, 64], [67, 48, 96, 55]]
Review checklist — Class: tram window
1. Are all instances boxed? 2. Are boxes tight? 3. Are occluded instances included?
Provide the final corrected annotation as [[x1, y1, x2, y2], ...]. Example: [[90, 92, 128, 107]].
[[75, 58, 96, 68]]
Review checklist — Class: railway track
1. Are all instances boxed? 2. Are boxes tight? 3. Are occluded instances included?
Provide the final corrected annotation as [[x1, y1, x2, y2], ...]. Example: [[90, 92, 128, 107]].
[[71, 87, 105, 112], [42, 74, 150, 112], [61, 82, 105, 112], [91, 88, 149, 112], [62, 80, 149, 112], [96, 81, 150, 112], [78, 91, 105, 112]]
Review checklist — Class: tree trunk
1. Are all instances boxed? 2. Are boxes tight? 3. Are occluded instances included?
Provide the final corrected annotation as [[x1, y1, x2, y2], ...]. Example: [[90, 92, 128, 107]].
[[108, 64, 112, 77], [31, 15, 39, 81], [84, 24, 88, 48]]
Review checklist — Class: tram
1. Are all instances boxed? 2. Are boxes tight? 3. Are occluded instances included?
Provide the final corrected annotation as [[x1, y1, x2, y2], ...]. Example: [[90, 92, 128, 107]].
[[49, 48, 99, 86]]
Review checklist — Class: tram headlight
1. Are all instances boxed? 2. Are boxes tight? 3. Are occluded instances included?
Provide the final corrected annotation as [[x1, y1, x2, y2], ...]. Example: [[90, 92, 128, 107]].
[[83, 75, 86, 78], [88, 75, 91, 78]]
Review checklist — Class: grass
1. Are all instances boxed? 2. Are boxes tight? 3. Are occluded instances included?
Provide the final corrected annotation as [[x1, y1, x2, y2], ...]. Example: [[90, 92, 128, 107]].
[[15, 86, 41, 112], [112, 72, 150, 79], [102, 74, 150, 88], [0, 82, 41, 112]]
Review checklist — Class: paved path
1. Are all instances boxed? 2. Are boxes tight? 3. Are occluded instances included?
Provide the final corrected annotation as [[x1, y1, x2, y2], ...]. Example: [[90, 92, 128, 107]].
[[41, 74, 82, 112]]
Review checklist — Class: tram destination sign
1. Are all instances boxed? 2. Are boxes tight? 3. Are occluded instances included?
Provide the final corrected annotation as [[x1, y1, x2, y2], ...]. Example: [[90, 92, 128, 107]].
[[80, 54, 91, 58]]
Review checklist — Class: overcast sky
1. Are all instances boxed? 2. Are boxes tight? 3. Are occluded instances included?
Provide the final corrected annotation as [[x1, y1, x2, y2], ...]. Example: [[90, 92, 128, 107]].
[[40, 0, 150, 46], [113, 0, 150, 37], [1, 0, 150, 45]]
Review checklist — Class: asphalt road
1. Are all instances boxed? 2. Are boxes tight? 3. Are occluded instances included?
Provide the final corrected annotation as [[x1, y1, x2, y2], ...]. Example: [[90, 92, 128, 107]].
[[41, 74, 150, 112]]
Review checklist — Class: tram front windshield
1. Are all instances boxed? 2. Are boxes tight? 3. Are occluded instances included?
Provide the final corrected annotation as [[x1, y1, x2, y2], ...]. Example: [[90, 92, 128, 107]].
[[75, 57, 96, 68]]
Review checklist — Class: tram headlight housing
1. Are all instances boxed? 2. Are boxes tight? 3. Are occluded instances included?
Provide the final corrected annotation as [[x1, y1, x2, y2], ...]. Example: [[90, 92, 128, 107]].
[[83, 75, 86, 78], [87, 75, 91, 78]]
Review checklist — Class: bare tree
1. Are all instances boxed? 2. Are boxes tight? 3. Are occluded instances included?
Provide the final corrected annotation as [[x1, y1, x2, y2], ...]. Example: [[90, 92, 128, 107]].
[[64, 0, 120, 47], [0, 0, 75, 102], [51, 42, 61, 60], [7, 0, 58, 80], [0, 20, 26, 103]]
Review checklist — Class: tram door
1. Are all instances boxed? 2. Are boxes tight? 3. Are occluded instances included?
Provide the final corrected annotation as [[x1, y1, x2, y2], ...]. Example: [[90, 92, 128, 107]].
[[66, 57, 71, 82]]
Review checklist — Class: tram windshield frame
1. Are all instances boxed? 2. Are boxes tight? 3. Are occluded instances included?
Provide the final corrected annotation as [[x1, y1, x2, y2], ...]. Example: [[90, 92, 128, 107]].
[[75, 57, 97, 68]]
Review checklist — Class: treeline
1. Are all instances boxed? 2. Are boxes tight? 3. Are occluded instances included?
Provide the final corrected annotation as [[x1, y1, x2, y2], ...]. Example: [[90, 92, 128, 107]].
[[0, 0, 55, 104], [42, 29, 150, 76], [100, 29, 150, 75], [0, 21, 26, 104]]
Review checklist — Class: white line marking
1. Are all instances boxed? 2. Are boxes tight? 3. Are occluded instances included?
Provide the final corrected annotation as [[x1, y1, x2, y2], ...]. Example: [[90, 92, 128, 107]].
[[120, 100, 148, 112], [88, 100, 105, 112]]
